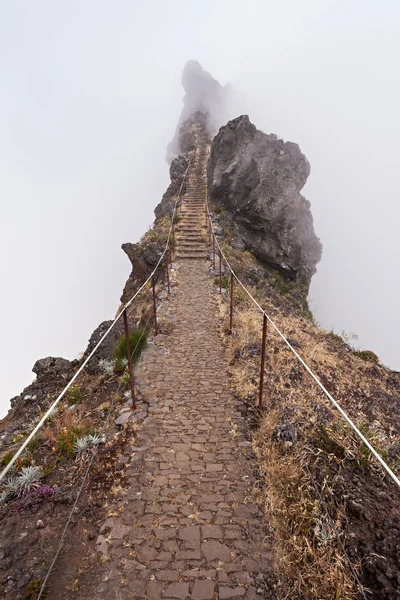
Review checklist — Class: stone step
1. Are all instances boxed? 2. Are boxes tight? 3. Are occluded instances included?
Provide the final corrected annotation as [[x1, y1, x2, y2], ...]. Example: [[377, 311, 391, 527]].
[[177, 243, 207, 250], [175, 253, 209, 260], [180, 217, 203, 222]]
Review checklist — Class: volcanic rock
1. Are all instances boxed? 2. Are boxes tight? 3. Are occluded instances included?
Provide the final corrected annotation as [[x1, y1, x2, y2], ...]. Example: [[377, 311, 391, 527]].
[[208, 115, 322, 288], [32, 357, 72, 380]]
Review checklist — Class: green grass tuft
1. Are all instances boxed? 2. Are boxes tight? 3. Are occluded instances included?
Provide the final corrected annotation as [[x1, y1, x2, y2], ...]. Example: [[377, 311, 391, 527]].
[[114, 329, 148, 373]]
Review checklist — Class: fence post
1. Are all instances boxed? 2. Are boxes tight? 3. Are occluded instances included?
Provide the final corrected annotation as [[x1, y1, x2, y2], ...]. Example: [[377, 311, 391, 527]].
[[166, 249, 171, 296], [259, 314, 268, 407], [219, 251, 222, 295], [212, 236, 215, 269], [229, 271, 234, 334], [122, 308, 137, 411], [152, 277, 158, 336]]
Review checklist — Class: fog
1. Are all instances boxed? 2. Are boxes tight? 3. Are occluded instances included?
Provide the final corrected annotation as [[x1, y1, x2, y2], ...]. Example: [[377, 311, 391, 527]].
[[1, 0, 399, 417]]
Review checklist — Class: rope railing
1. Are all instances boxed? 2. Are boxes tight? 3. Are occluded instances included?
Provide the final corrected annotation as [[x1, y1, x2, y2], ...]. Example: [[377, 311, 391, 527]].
[[35, 311, 153, 600], [0, 148, 196, 484], [205, 191, 400, 490], [2, 136, 397, 600]]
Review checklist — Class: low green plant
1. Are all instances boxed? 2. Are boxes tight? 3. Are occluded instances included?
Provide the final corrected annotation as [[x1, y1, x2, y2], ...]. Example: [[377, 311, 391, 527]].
[[327, 330, 344, 347], [121, 371, 131, 387], [24, 578, 45, 600], [26, 435, 43, 454], [99, 358, 114, 376], [2, 450, 31, 469], [67, 385, 83, 406], [353, 349, 379, 364], [113, 329, 148, 373], [56, 426, 82, 458], [74, 433, 103, 458], [214, 203, 226, 215], [271, 271, 296, 294], [43, 465, 54, 478], [303, 307, 315, 323], [17, 466, 43, 492], [213, 276, 230, 289]]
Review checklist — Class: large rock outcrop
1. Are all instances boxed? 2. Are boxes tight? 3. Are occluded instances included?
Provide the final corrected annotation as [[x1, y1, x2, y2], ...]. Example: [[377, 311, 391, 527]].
[[167, 61, 237, 162], [208, 115, 322, 287]]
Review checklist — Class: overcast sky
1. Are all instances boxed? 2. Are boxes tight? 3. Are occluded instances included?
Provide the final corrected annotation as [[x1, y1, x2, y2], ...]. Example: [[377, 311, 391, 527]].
[[1, 0, 399, 417]]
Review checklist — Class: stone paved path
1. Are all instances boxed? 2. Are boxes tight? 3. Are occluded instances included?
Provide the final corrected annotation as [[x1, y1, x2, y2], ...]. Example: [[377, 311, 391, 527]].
[[89, 143, 271, 599]]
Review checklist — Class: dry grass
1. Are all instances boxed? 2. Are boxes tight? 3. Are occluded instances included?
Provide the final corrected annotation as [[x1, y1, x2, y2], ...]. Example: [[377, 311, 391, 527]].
[[213, 267, 394, 599], [253, 409, 360, 600], [43, 408, 92, 452]]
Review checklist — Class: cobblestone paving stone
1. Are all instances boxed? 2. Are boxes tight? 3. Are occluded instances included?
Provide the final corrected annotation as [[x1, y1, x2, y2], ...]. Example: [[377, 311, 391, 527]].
[[90, 144, 272, 599]]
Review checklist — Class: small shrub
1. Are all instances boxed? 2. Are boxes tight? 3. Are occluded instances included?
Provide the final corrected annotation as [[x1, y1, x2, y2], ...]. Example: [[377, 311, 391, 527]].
[[2, 451, 16, 468], [303, 307, 314, 323], [113, 329, 148, 373], [67, 385, 83, 406], [173, 213, 181, 224], [121, 371, 131, 387], [213, 276, 230, 289], [214, 203, 226, 215], [24, 578, 45, 600], [327, 330, 344, 348], [26, 435, 43, 454], [0, 490, 8, 505], [272, 272, 296, 294], [43, 465, 54, 478], [56, 426, 82, 458], [353, 349, 379, 364]]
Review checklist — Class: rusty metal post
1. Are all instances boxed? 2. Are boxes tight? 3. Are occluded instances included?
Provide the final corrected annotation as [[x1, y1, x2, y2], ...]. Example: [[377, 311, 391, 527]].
[[212, 236, 215, 269], [229, 271, 234, 334], [259, 314, 268, 407], [122, 308, 137, 411], [166, 251, 170, 296], [152, 278, 158, 336], [219, 251, 222, 295]]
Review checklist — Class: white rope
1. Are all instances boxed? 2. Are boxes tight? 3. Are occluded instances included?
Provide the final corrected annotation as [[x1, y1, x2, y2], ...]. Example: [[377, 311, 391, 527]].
[[36, 310, 154, 600], [0, 149, 195, 483], [206, 203, 400, 489]]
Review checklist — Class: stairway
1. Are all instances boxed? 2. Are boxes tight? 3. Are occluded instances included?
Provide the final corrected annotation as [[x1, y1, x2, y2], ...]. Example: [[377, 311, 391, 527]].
[[175, 143, 209, 260]]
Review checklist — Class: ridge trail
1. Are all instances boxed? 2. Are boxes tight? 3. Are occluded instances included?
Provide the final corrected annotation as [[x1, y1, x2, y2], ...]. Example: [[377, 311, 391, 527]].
[[76, 142, 274, 600]]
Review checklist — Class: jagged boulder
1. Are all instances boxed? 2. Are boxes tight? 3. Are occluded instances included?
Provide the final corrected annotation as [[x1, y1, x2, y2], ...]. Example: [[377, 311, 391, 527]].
[[208, 115, 322, 287], [120, 241, 163, 304], [84, 320, 123, 374], [154, 154, 189, 220], [32, 357, 72, 380]]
